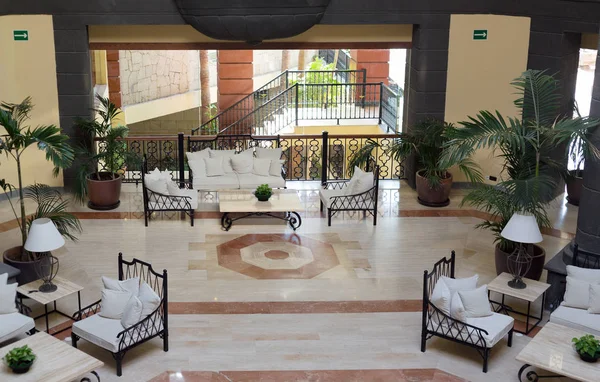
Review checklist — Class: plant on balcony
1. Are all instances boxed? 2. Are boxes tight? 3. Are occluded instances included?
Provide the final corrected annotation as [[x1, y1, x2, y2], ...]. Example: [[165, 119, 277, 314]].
[[73, 95, 139, 210], [0, 97, 80, 283], [441, 69, 600, 279], [349, 118, 482, 206], [291, 57, 340, 108]]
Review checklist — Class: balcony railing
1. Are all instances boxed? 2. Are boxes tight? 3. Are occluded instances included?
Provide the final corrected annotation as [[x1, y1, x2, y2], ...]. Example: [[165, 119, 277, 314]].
[[96, 132, 406, 185]]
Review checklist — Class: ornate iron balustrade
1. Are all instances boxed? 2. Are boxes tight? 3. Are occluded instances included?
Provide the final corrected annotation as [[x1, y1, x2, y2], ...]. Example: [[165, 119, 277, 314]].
[[98, 132, 406, 184]]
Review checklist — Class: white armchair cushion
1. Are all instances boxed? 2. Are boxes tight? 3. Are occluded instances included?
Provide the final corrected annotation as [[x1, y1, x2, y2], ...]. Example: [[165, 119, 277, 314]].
[[121, 295, 143, 328], [0, 312, 35, 343], [430, 278, 451, 316], [0, 280, 18, 315], [459, 285, 493, 318], [269, 160, 284, 177], [550, 305, 600, 336], [253, 158, 272, 176], [139, 283, 161, 319], [186, 148, 211, 178], [567, 265, 600, 283], [255, 147, 282, 160], [165, 183, 198, 210], [102, 276, 140, 296], [237, 173, 285, 189], [450, 292, 467, 321], [72, 314, 124, 352], [319, 188, 346, 209], [563, 276, 593, 309], [204, 157, 225, 177], [345, 167, 373, 196], [99, 289, 133, 319], [589, 284, 600, 314], [465, 313, 514, 347], [441, 274, 479, 295], [209, 150, 236, 173], [144, 168, 170, 195]]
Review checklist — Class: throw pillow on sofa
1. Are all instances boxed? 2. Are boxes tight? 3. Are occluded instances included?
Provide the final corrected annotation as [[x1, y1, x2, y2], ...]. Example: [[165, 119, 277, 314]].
[[209, 150, 236, 173], [99, 289, 132, 319], [0, 273, 17, 314], [430, 277, 451, 316], [102, 276, 140, 297], [588, 284, 600, 314], [256, 147, 282, 160], [566, 265, 600, 283], [231, 153, 253, 174], [186, 148, 211, 178], [253, 158, 272, 176], [204, 157, 226, 177], [458, 285, 493, 318], [269, 160, 284, 177], [563, 276, 594, 309]]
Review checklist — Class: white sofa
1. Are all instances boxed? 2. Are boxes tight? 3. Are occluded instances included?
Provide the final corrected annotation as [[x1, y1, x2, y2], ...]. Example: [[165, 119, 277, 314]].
[[186, 147, 286, 191], [0, 273, 35, 344]]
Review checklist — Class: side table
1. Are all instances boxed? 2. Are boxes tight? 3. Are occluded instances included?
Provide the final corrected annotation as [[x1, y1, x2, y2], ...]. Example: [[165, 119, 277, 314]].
[[17, 276, 83, 334], [487, 272, 550, 335]]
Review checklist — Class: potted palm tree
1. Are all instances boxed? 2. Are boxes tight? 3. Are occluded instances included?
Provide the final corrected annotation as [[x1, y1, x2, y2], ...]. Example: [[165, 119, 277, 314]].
[[349, 119, 482, 206], [0, 97, 81, 284], [74, 95, 138, 210], [565, 103, 591, 206], [441, 70, 600, 280]]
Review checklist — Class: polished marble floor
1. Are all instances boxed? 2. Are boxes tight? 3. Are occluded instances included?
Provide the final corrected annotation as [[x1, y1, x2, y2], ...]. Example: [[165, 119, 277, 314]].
[[0, 182, 579, 381]]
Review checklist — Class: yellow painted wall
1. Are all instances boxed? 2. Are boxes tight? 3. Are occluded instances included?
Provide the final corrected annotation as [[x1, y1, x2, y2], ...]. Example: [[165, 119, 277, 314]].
[[88, 25, 412, 45], [293, 125, 385, 135], [0, 15, 62, 187], [445, 14, 531, 183]]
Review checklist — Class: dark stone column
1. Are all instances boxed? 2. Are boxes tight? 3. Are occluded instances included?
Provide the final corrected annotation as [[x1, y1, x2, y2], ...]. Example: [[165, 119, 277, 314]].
[[53, 18, 94, 190], [405, 19, 450, 188]]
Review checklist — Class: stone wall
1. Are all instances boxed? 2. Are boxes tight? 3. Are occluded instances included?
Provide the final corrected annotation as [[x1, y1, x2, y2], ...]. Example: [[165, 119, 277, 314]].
[[128, 107, 200, 136], [119, 50, 201, 106], [253, 49, 318, 76]]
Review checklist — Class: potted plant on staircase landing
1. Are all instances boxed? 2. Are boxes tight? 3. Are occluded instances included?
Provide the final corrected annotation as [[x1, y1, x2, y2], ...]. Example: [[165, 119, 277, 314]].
[[349, 119, 482, 206], [0, 97, 81, 285], [74, 95, 138, 210], [441, 70, 600, 280]]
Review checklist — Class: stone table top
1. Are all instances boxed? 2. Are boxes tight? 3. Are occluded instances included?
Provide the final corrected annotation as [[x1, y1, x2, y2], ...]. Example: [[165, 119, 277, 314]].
[[516, 322, 600, 382], [17, 276, 83, 305], [0, 332, 103, 382], [219, 190, 302, 213], [488, 272, 550, 302]]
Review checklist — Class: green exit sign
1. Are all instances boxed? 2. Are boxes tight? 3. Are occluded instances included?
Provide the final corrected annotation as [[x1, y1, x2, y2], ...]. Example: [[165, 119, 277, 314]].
[[13, 30, 28, 41], [473, 30, 488, 40]]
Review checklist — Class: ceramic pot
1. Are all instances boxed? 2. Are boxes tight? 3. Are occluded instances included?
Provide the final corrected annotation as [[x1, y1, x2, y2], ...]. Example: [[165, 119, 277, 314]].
[[87, 172, 122, 210], [9, 360, 34, 374], [494, 243, 546, 281], [416, 170, 452, 207], [255, 193, 271, 202], [578, 352, 599, 363], [2, 246, 45, 285]]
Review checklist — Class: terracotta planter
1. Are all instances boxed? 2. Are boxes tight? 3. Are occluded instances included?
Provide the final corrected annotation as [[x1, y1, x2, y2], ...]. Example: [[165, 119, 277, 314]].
[[416, 170, 452, 207], [87, 172, 122, 210], [494, 243, 546, 281], [3, 246, 45, 285], [566, 170, 583, 206]]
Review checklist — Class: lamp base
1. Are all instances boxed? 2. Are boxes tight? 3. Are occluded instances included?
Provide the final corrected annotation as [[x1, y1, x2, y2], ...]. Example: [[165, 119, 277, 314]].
[[39, 282, 58, 293], [508, 278, 527, 289]]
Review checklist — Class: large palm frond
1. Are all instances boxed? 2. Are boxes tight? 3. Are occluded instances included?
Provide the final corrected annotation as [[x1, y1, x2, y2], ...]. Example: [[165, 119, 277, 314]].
[[25, 184, 82, 242], [512, 69, 560, 126]]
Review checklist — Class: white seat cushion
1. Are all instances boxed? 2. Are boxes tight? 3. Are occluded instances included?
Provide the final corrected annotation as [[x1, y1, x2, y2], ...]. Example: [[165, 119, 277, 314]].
[[465, 313, 514, 347], [0, 313, 35, 343], [192, 174, 240, 190], [550, 305, 600, 336], [319, 188, 346, 209], [237, 173, 286, 189], [72, 314, 124, 352], [148, 188, 197, 210]]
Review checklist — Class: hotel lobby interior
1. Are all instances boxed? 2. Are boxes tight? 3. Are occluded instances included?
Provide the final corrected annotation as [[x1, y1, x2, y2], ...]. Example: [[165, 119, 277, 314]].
[[2, 1, 600, 382]]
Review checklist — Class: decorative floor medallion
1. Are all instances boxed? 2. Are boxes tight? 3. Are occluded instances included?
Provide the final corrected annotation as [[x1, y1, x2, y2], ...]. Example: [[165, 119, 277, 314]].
[[217, 234, 339, 279]]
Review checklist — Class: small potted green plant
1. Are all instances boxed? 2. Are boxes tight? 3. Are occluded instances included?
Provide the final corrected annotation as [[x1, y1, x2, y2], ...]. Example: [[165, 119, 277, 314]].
[[3, 345, 36, 373], [572, 335, 600, 363], [254, 184, 273, 202]]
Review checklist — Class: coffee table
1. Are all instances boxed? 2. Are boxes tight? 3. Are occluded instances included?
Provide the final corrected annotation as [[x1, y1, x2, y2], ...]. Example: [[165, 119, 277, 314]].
[[219, 190, 303, 231], [17, 276, 83, 333], [0, 332, 103, 382], [516, 322, 598, 381], [487, 272, 550, 335]]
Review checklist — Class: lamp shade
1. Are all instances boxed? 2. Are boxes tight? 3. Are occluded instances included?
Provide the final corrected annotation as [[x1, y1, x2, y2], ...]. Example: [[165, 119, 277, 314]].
[[500, 213, 543, 244], [24, 218, 65, 252]]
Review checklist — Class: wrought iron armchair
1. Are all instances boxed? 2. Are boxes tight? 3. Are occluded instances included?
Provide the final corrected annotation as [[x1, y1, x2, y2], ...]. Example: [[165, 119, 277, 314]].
[[421, 251, 513, 373], [319, 165, 379, 226], [141, 156, 195, 227], [71, 254, 168, 377]]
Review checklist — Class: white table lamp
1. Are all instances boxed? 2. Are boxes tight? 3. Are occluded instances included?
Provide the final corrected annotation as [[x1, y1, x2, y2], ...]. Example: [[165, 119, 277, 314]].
[[501, 212, 543, 289], [24, 218, 64, 292]]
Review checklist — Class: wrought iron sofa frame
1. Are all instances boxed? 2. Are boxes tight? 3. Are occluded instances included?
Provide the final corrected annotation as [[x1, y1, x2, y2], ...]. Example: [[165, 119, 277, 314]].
[[71, 254, 168, 377], [421, 251, 513, 373], [141, 155, 195, 227], [320, 164, 379, 226]]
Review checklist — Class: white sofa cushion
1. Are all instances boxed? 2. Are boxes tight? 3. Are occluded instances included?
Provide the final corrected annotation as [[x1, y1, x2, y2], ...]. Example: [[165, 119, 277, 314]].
[[345, 167, 373, 196], [193, 174, 240, 190], [550, 305, 600, 336], [99, 289, 132, 319], [589, 284, 600, 314], [465, 313, 514, 347], [144, 168, 171, 195], [459, 285, 493, 318], [204, 157, 225, 177], [0, 280, 18, 315], [255, 147, 282, 160], [186, 148, 211, 178], [563, 276, 593, 309], [319, 188, 346, 209], [567, 265, 600, 283], [102, 276, 140, 297], [164, 183, 198, 210], [139, 283, 161, 318], [441, 275, 479, 295], [0, 312, 35, 343], [237, 173, 285, 189], [430, 278, 451, 316], [450, 292, 467, 321], [253, 158, 272, 176], [209, 150, 236, 173], [121, 295, 143, 329], [72, 314, 124, 352], [231, 153, 253, 174], [269, 160, 284, 177]]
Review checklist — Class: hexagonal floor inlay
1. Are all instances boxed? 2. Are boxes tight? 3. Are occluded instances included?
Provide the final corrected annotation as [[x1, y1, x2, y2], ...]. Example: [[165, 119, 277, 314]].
[[217, 234, 339, 279]]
